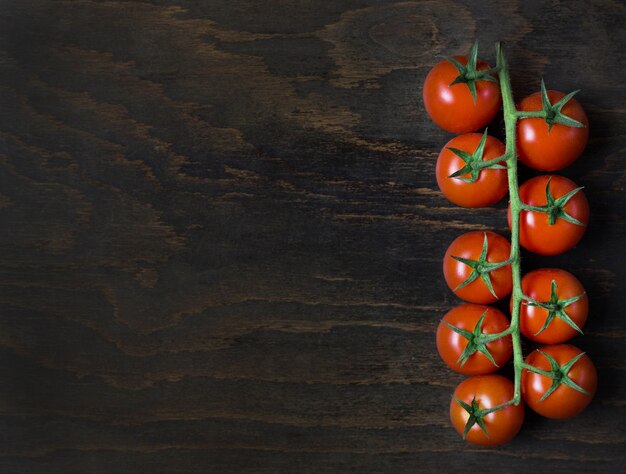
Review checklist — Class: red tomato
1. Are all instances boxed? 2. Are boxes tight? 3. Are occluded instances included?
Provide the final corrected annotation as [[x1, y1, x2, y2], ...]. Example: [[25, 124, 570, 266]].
[[450, 375, 524, 446], [515, 268, 588, 344], [443, 231, 512, 304], [517, 90, 588, 171], [437, 304, 512, 375], [522, 345, 597, 419], [436, 133, 508, 208], [509, 175, 589, 255], [423, 57, 501, 133]]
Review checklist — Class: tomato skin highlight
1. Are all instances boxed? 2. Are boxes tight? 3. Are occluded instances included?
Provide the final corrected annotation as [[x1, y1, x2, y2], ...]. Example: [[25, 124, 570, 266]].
[[508, 175, 589, 255], [423, 56, 501, 133], [514, 268, 588, 344], [443, 231, 513, 304], [436, 133, 508, 208], [522, 345, 597, 419], [437, 304, 512, 375], [517, 90, 589, 171], [450, 375, 524, 446]]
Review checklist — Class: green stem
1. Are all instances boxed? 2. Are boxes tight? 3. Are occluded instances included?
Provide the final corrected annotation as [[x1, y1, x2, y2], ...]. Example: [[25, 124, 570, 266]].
[[497, 42, 524, 406], [477, 153, 510, 169], [478, 326, 514, 343], [516, 110, 546, 119], [487, 259, 514, 271], [521, 363, 553, 378], [481, 398, 515, 415], [521, 204, 546, 212]]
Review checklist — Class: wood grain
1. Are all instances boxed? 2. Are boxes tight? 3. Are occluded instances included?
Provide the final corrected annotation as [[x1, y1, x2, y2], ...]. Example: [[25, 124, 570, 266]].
[[0, 0, 625, 472]]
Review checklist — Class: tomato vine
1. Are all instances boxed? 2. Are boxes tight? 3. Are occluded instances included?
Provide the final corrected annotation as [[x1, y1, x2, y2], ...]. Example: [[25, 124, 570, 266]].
[[426, 41, 596, 444], [496, 41, 525, 407], [483, 43, 588, 409]]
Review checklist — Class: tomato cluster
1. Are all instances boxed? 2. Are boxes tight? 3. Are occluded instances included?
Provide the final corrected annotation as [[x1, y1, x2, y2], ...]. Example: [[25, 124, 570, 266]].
[[424, 42, 596, 446]]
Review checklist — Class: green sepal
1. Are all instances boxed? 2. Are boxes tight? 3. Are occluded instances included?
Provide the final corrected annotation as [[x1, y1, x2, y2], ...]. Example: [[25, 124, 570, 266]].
[[539, 79, 585, 132], [447, 129, 506, 184], [523, 177, 586, 227], [443, 310, 499, 368], [552, 184, 586, 226], [474, 413, 489, 437], [480, 272, 497, 300], [524, 280, 585, 336], [539, 374, 561, 401], [454, 396, 473, 413], [466, 80, 478, 103], [532, 350, 590, 402], [442, 321, 473, 340], [445, 41, 500, 104], [455, 396, 490, 440], [452, 233, 508, 299]]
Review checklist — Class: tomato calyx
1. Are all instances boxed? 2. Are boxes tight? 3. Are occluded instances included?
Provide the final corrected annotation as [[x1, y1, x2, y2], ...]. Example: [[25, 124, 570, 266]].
[[447, 129, 507, 183], [445, 41, 499, 103], [452, 233, 510, 298], [521, 177, 586, 226], [538, 79, 586, 132], [517, 80, 586, 132], [522, 280, 586, 336], [442, 310, 503, 368], [523, 351, 589, 402], [454, 395, 490, 439]]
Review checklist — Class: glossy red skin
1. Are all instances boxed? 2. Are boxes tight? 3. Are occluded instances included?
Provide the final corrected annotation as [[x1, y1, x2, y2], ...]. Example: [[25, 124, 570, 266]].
[[436, 133, 508, 208], [450, 375, 524, 446], [423, 56, 501, 133], [508, 175, 589, 255], [437, 304, 512, 375], [443, 231, 513, 304], [522, 345, 597, 419], [513, 268, 588, 344], [517, 90, 589, 171]]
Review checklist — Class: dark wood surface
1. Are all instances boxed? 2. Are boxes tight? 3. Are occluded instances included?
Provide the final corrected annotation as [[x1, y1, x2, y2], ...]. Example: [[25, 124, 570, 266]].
[[1, 1, 625, 472]]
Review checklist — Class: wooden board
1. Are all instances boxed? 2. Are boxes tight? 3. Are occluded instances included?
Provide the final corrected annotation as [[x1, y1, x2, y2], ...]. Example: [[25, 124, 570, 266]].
[[1, 1, 625, 472]]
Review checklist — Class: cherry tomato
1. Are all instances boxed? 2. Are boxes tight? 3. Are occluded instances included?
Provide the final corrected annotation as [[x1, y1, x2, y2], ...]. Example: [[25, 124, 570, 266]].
[[522, 345, 597, 419], [450, 375, 524, 446], [517, 90, 588, 171], [514, 268, 588, 344], [437, 304, 512, 375], [508, 175, 589, 255], [423, 57, 501, 133], [443, 231, 512, 304], [436, 133, 508, 208]]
